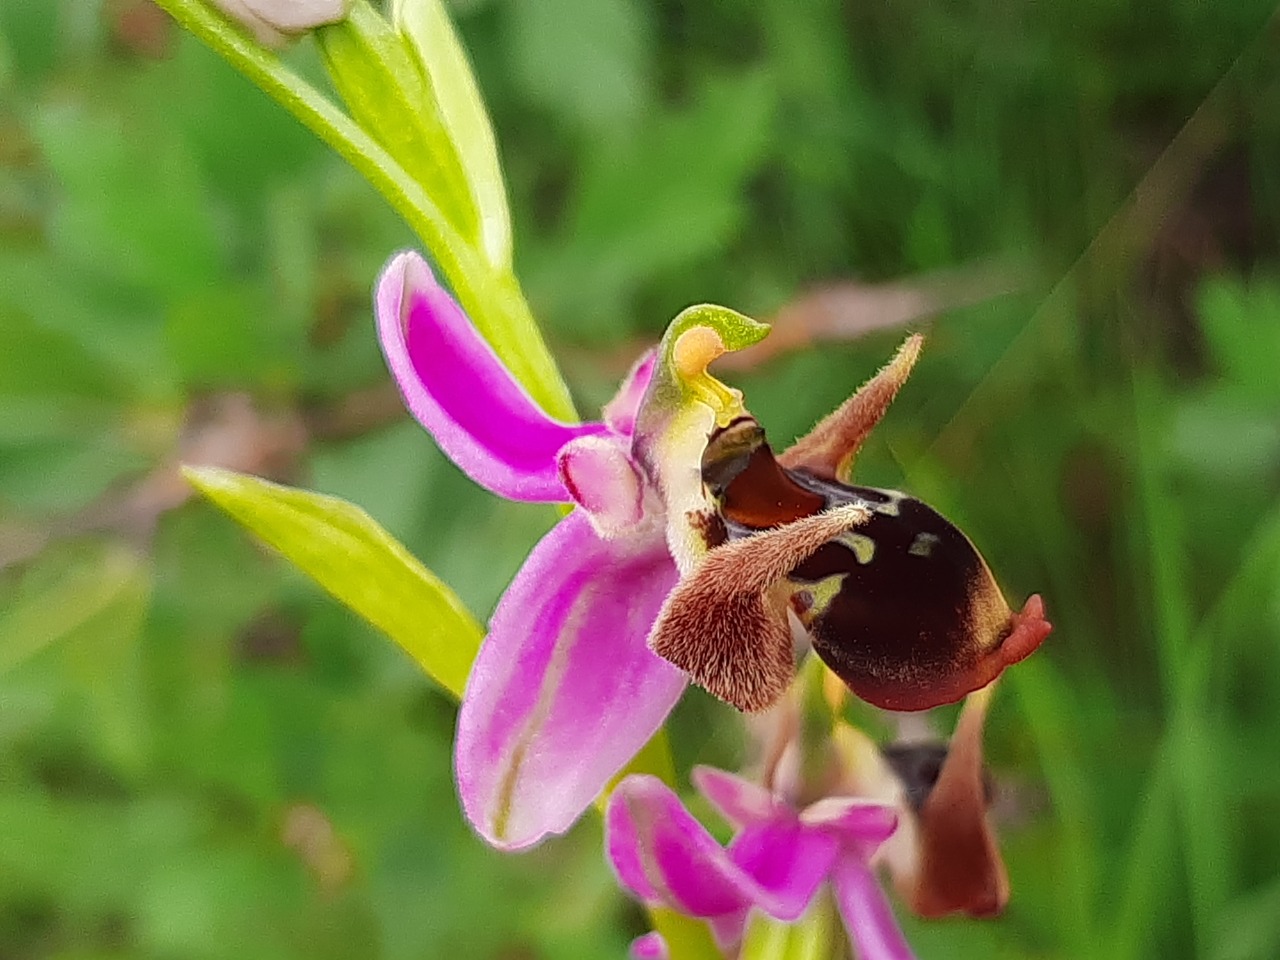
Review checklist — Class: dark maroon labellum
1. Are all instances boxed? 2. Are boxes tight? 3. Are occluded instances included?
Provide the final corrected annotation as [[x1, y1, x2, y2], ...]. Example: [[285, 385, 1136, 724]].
[[702, 418, 1041, 711]]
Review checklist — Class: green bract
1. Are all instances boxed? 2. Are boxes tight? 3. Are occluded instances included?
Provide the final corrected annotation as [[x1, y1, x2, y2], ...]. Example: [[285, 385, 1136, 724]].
[[390, 0, 512, 269], [183, 466, 481, 697]]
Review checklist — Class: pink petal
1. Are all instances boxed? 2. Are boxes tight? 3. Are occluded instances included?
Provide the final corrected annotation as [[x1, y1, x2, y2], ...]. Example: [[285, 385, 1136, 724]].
[[629, 932, 668, 960], [606, 776, 834, 922], [692, 766, 781, 830], [455, 512, 683, 849], [728, 819, 841, 921], [557, 435, 645, 536], [800, 797, 899, 857], [607, 776, 763, 917], [603, 349, 657, 436], [831, 855, 917, 960], [375, 251, 608, 501]]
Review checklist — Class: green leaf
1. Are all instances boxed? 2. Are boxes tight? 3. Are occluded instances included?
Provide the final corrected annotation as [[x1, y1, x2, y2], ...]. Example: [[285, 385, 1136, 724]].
[[1197, 275, 1280, 405], [0, 434, 148, 514], [33, 99, 222, 298], [182, 466, 480, 698], [0, 252, 171, 390], [1212, 878, 1280, 960], [0, 307, 127, 400], [532, 70, 777, 335], [504, 0, 654, 132], [0, 19, 13, 89], [392, 0, 512, 269]]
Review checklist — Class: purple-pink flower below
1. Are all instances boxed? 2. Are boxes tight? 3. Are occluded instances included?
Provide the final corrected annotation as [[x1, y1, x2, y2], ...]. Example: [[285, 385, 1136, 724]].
[[606, 766, 915, 960], [605, 683, 1012, 958]]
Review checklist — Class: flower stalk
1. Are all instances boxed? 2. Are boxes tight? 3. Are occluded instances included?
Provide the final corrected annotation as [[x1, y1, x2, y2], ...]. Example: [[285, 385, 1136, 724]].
[[151, 0, 575, 421]]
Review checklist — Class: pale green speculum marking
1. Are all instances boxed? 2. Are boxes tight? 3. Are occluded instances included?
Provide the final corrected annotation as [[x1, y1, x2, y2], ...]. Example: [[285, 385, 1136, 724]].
[[836, 532, 877, 565], [792, 572, 848, 627], [908, 532, 941, 558]]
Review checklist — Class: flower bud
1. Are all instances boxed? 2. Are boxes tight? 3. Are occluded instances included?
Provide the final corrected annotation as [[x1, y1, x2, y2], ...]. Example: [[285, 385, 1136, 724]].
[[209, 0, 349, 47]]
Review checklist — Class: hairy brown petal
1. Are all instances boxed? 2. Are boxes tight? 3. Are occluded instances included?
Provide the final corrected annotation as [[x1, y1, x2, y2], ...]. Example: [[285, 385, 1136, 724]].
[[904, 685, 1009, 918], [648, 505, 868, 712], [777, 334, 923, 481]]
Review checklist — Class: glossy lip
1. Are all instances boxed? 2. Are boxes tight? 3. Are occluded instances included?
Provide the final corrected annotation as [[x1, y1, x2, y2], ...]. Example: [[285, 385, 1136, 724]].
[[698, 420, 1054, 714]]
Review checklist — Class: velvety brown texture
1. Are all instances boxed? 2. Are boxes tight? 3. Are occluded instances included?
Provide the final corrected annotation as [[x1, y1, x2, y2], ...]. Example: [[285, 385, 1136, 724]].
[[777, 333, 923, 481], [703, 426, 1051, 712], [648, 506, 868, 711], [902, 689, 1010, 918]]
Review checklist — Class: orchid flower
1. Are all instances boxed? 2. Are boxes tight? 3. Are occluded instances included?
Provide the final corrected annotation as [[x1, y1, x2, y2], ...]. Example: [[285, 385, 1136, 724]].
[[824, 684, 1013, 920], [375, 248, 1051, 851], [606, 685, 1010, 958], [606, 766, 910, 959], [631, 313, 1052, 714]]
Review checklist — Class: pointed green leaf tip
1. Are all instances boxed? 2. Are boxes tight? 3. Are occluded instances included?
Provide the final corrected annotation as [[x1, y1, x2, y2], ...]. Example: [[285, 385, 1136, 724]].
[[182, 466, 480, 698]]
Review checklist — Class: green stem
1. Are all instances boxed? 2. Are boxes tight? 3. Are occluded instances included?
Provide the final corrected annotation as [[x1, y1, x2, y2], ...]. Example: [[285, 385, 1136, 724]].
[[652, 908, 724, 960], [797, 657, 836, 798], [151, 0, 576, 422], [741, 896, 840, 960]]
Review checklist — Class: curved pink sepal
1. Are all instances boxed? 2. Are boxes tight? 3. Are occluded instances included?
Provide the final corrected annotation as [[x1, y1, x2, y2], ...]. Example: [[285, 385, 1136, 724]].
[[692, 766, 780, 830], [801, 797, 899, 856], [375, 251, 608, 501], [603, 350, 657, 436], [606, 775, 837, 923], [455, 512, 683, 849]]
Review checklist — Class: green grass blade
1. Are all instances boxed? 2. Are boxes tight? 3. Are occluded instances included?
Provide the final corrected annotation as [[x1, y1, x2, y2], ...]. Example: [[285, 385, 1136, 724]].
[[0, 546, 149, 677]]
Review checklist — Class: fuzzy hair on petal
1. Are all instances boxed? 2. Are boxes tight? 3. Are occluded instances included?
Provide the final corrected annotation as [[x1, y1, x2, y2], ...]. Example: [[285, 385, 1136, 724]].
[[778, 334, 923, 482], [649, 505, 868, 712]]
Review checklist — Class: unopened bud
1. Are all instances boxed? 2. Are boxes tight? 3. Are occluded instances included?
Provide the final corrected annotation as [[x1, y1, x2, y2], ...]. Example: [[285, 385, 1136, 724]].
[[210, 0, 349, 47]]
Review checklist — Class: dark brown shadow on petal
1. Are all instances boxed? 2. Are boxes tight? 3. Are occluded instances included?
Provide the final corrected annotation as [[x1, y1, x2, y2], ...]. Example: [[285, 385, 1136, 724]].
[[786, 483, 1053, 712], [703, 419, 827, 529], [829, 592, 1051, 711]]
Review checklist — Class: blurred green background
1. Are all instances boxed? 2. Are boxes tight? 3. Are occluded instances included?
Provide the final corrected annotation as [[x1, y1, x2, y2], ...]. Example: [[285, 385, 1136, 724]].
[[2, 1, 1279, 957]]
